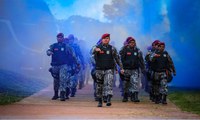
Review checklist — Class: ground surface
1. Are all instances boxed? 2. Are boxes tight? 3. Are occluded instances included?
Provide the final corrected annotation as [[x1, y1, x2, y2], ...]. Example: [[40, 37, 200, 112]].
[[0, 83, 200, 120]]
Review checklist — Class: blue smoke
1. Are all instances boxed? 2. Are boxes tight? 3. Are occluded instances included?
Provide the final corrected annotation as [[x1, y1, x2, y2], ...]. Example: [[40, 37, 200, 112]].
[[167, 0, 200, 88], [0, 0, 200, 88]]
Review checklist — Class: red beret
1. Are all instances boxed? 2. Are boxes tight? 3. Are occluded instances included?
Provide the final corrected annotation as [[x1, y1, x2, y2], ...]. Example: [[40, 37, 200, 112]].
[[101, 33, 110, 39], [126, 37, 135, 43], [57, 33, 64, 38], [68, 34, 74, 40], [158, 42, 165, 46], [152, 40, 160, 46]]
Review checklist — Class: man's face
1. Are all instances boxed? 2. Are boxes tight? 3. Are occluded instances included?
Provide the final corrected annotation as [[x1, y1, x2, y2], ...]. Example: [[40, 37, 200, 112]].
[[158, 45, 165, 52], [102, 37, 110, 45], [152, 44, 156, 49], [57, 36, 64, 42], [153, 44, 159, 50], [68, 38, 74, 44], [128, 40, 136, 48]]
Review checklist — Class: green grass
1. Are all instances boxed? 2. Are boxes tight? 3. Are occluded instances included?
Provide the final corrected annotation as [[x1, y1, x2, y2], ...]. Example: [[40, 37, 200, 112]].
[[0, 69, 51, 105], [168, 88, 200, 115], [0, 93, 24, 105]]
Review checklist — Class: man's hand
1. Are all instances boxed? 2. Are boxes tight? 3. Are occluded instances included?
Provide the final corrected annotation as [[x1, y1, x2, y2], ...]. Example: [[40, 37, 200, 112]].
[[95, 48, 101, 52], [47, 51, 53, 56], [154, 54, 160, 57], [120, 69, 124, 74]]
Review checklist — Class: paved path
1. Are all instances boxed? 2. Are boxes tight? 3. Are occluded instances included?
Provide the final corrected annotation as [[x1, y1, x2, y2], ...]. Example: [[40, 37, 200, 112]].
[[0, 83, 200, 119]]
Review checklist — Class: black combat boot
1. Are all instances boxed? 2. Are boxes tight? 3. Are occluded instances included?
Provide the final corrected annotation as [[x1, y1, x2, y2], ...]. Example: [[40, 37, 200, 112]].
[[78, 81, 84, 89], [65, 88, 70, 99], [70, 88, 76, 97], [162, 94, 167, 104], [130, 92, 135, 102], [151, 93, 156, 102], [155, 95, 160, 104], [60, 91, 66, 101], [134, 92, 140, 102], [106, 95, 112, 106], [97, 98, 103, 107], [122, 93, 128, 102], [94, 92, 98, 101], [52, 90, 59, 100], [103, 96, 107, 103], [159, 94, 162, 103], [149, 92, 153, 101]]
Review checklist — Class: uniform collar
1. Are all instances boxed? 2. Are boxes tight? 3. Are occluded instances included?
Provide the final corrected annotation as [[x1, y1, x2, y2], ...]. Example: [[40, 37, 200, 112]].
[[127, 45, 136, 49], [57, 42, 64, 46], [102, 44, 109, 47]]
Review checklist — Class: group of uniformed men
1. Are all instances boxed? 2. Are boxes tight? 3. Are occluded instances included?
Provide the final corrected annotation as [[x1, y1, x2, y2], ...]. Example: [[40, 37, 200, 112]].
[[47, 33, 176, 107]]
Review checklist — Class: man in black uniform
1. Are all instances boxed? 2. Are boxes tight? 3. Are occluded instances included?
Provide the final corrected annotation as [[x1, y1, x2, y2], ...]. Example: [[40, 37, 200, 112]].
[[150, 42, 176, 104], [145, 40, 160, 102], [47, 33, 79, 101], [92, 33, 124, 107], [68, 34, 85, 90], [119, 37, 145, 102]]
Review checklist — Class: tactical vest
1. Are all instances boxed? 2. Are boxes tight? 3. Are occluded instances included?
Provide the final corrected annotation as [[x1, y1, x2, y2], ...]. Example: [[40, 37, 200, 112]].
[[51, 43, 70, 66], [122, 47, 139, 69], [95, 44, 115, 70], [151, 51, 168, 72]]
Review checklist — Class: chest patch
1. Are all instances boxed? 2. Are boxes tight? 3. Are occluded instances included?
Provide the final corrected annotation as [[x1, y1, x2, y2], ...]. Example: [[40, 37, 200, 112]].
[[127, 52, 131, 55], [100, 51, 105, 54], [54, 48, 58, 51], [163, 54, 167, 57]]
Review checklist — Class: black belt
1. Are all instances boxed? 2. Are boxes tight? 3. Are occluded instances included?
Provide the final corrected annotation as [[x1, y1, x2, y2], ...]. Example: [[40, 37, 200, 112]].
[[153, 69, 166, 72], [95, 67, 114, 70]]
